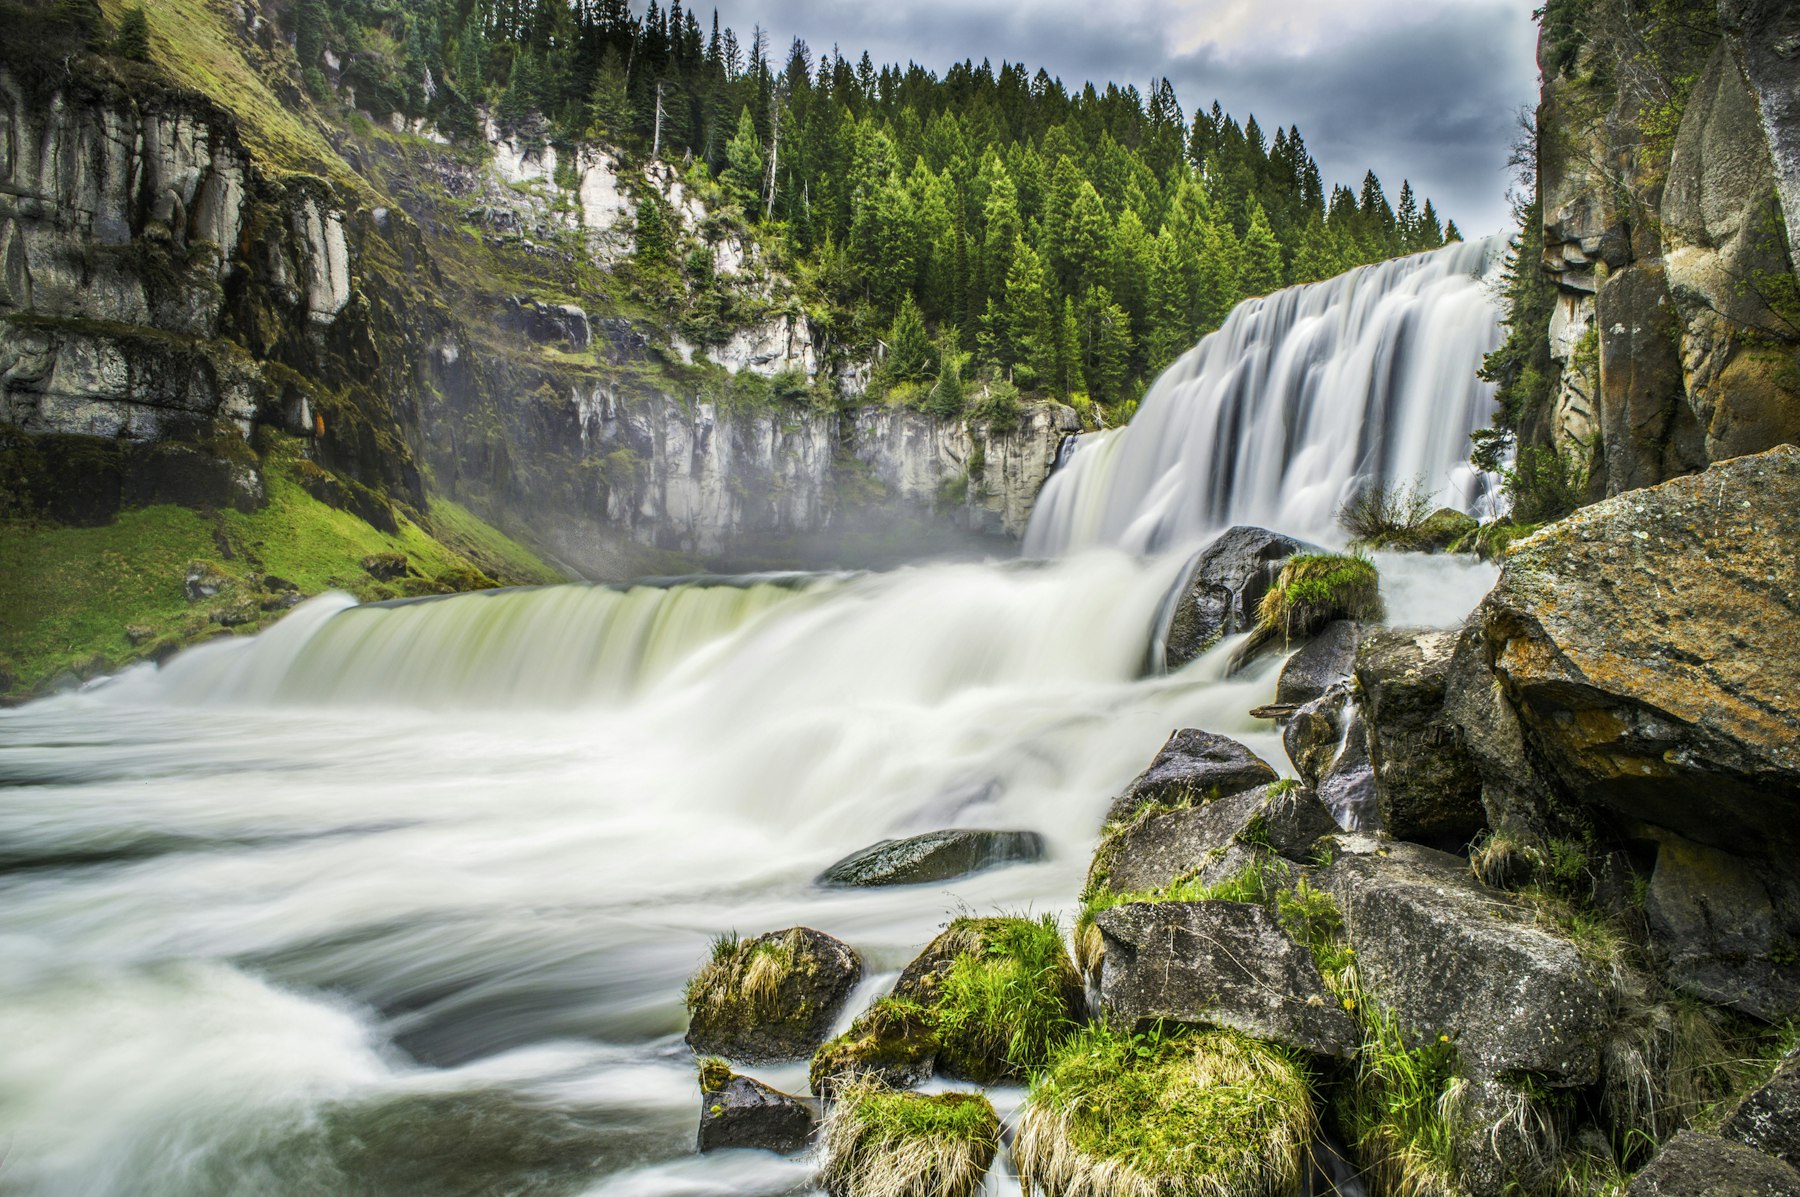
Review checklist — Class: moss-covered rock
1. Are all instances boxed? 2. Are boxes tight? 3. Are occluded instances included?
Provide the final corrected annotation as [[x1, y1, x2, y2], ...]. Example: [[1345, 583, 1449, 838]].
[[1229, 552, 1384, 674], [819, 1084, 999, 1197], [1015, 1024, 1315, 1197], [809, 997, 938, 1099], [684, 927, 862, 1063], [695, 1058, 816, 1155], [891, 915, 1084, 1084]]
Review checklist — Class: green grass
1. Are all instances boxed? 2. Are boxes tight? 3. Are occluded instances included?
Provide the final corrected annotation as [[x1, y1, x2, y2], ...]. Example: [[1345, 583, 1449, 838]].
[[820, 1084, 999, 1197], [1257, 551, 1385, 638], [927, 915, 1082, 1083], [0, 450, 566, 698], [1341, 1006, 1465, 1197], [1015, 1023, 1315, 1197], [100, 0, 356, 185]]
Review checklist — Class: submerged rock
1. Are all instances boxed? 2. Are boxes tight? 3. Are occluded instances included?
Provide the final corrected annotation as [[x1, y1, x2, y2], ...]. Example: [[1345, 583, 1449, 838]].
[[1092, 900, 1357, 1058], [816, 829, 1045, 888], [1157, 526, 1312, 670], [1103, 728, 1279, 826], [1624, 1130, 1800, 1197], [684, 927, 862, 1063], [696, 1060, 815, 1154], [1321, 840, 1609, 1083], [1354, 627, 1485, 846]]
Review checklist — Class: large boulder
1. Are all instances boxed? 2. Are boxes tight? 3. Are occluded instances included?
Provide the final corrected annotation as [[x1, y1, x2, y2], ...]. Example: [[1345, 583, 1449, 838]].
[[1321, 840, 1610, 1083], [1722, 1048, 1800, 1166], [816, 829, 1045, 888], [1089, 782, 1337, 896], [684, 927, 863, 1063], [1354, 628, 1485, 847], [1092, 900, 1358, 1059], [1156, 526, 1311, 670], [696, 1061, 816, 1154], [1103, 728, 1279, 826], [1625, 1131, 1800, 1197], [1461, 447, 1800, 1016]]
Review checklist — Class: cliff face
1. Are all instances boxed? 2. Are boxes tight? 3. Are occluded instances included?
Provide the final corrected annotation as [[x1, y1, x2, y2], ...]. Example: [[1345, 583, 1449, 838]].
[[0, 55, 1072, 584], [1532, 0, 1800, 496]]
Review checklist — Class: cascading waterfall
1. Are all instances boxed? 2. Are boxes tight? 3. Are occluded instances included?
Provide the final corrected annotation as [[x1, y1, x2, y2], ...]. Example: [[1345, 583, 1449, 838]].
[[1025, 237, 1506, 556], [0, 239, 1510, 1197]]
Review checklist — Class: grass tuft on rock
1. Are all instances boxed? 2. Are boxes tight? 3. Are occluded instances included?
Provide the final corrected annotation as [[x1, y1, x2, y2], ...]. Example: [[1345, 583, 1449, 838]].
[[1257, 552, 1385, 640], [820, 1083, 999, 1197], [927, 915, 1082, 1083], [684, 930, 799, 1023], [1015, 1023, 1316, 1197], [810, 996, 939, 1097]]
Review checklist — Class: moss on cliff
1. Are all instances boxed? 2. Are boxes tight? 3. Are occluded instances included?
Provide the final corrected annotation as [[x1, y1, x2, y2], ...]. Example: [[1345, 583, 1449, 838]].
[[0, 449, 563, 700]]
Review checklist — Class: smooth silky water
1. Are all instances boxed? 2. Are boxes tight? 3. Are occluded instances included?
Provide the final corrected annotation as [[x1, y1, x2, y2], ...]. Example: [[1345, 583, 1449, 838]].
[[0, 241, 1506, 1196]]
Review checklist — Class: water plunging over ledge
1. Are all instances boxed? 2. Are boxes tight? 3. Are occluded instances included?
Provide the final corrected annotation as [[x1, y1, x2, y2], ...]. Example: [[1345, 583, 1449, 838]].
[[0, 241, 1507, 1195]]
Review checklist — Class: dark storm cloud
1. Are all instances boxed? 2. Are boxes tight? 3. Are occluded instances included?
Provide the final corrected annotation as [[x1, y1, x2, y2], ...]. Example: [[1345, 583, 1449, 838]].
[[706, 0, 1538, 235]]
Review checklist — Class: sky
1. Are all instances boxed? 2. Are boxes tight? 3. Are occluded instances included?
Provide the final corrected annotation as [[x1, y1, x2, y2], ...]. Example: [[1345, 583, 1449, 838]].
[[713, 0, 1541, 237]]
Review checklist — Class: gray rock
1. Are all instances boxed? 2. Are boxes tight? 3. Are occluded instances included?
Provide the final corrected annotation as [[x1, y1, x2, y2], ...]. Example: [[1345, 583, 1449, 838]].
[[1723, 1049, 1800, 1166], [1275, 621, 1364, 708], [1354, 627, 1485, 847], [1625, 1131, 1800, 1197], [1090, 783, 1337, 896], [1093, 901, 1358, 1059], [684, 927, 863, 1063], [1103, 728, 1279, 826], [1322, 844, 1609, 1083], [817, 829, 1045, 888], [1285, 683, 1377, 831], [697, 1070, 816, 1154], [1156, 526, 1312, 671]]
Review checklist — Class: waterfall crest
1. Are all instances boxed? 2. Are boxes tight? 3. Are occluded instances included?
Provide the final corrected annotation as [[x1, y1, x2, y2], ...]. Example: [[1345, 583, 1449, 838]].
[[1024, 238, 1506, 556]]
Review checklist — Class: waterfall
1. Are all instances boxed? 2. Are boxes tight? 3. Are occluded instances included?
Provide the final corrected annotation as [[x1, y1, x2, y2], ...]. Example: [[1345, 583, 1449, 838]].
[[1024, 238, 1506, 556]]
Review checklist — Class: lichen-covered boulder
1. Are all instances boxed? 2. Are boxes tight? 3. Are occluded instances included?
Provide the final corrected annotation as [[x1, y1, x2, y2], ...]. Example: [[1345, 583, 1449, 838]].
[[684, 927, 862, 1063], [1465, 447, 1800, 1016], [695, 1059, 816, 1154], [809, 996, 938, 1098], [1088, 781, 1337, 897], [816, 829, 1045, 888], [1156, 526, 1311, 670], [1102, 728, 1279, 826], [1624, 1131, 1800, 1197], [1321, 840, 1610, 1083], [1092, 900, 1358, 1058], [1354, 627, 1485, 847], [1722, 1048, 1800, 1166], [820, 1085, 999, 1197]]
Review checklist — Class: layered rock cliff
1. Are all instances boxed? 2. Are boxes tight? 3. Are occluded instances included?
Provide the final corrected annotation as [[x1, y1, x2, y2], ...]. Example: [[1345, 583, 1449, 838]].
[[1524, 0, 1800, 495]]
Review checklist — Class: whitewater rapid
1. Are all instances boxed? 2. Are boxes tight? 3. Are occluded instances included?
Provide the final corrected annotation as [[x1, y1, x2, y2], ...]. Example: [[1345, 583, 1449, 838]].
[[0, 240, 1509, 1195]]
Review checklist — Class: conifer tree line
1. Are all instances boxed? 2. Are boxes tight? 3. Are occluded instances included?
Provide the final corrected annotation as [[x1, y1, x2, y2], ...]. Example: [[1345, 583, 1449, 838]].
[[298, 0, 1461, 415]]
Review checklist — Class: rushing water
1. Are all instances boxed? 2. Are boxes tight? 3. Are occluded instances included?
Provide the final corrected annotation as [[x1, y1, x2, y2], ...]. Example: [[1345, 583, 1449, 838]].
[[1025, 238, 1505, 555], [0, 241, 1507, 1195]]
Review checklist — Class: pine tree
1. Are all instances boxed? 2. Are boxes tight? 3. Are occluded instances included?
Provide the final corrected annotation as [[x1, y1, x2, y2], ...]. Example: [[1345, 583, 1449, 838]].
[[456, 14, 489, 97], [1444, 220, 1463, 242], [1055, 296, 1086, 397], [1002, 238, 1054, 386], [586, 48, 631, 139], [722, 106, 765, 209], [882, 294, 933, 386], [115, 3, 149, 61], [1082, 286, 1132, 406], [1396, 180, 1420, 252], [1239, 199, 1283, 297]]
